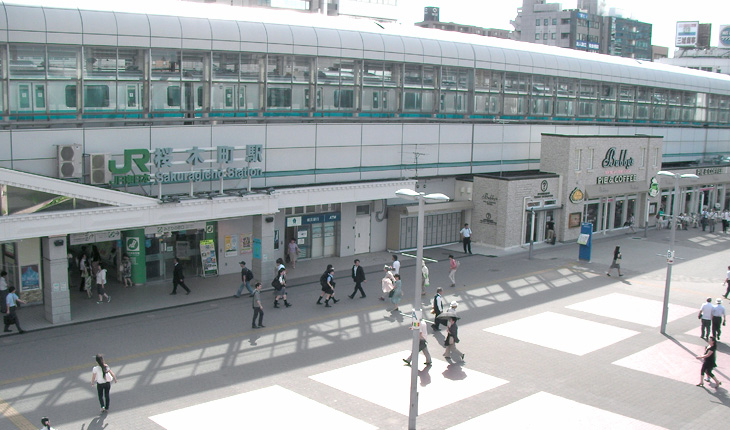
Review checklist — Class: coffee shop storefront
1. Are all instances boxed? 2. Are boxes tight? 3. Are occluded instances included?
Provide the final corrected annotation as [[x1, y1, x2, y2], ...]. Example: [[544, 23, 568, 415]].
[[471, 134, 664, 249]]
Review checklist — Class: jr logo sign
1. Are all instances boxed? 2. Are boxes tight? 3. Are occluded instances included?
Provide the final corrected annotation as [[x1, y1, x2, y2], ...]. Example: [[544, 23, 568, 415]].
[[109, 149, 150, 174]]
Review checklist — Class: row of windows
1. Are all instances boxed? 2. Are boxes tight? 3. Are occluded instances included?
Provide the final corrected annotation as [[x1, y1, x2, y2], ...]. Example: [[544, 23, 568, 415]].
[[2, 44, 729, 124]]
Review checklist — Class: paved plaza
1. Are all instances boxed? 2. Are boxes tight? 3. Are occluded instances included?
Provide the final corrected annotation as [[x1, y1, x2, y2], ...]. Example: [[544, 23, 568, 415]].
[[1, 227, 730, 429]]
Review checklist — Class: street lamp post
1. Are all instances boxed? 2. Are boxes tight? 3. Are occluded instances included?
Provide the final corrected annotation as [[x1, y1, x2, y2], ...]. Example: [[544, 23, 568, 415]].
[[657, 171, 699, 334], [395, 188, 450, 430]]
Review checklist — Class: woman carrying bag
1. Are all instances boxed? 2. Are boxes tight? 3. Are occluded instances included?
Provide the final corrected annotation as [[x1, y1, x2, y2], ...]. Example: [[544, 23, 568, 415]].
[[91, 354, 117, 413]]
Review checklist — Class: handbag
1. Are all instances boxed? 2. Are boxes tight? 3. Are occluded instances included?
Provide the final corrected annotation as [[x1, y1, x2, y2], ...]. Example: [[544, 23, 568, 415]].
[[4, 314, 16, 325]]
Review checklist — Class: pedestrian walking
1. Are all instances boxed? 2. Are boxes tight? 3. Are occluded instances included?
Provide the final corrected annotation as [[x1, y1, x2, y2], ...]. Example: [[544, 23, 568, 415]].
[[322, 267, 339, 307], [170, 258, 191, 295], [403, 318, 432, 367], [349, 259, 366, 299], [699, 297, 714, 340], [443, 317, 465, 364], [121, 255, 133, 288], [388, 274, 402, 312], [448, 255, 459, 287], [90, 354, 117, 413], [391, 254, 400, 275], [3, 286, 25, 333], [316, 264, 334, 305], [252, 282, 265, 328], [712, 298, 726, 341], [39, 416, 58, 430], [459, 223, 473, 254], [272, 267, 292, 308], [421, 261, 429, 296], [380, 265, 395, 301], [95, 263, 110, 304], [78, 248, 88, 292], [723, 265, 730, 299], [625, 214, 636, 233], [287, 239, 300, 269], [275, 258, 285, 277], [234, 261, 255, 298], [0, 270, 8, 314], [606, 246, 623, 277], [696, 336, 722, 388], [431, 287, 444, 331], [449, 300, 459, 316]]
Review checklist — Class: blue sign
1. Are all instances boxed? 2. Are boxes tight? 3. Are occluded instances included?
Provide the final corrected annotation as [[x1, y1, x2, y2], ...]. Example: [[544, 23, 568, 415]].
[[291, 212, 341, 225], [578, 223, 593, 262]]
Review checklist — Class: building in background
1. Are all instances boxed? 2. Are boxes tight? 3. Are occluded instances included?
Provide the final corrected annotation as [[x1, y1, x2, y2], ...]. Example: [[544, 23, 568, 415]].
[[652, 45, 669, 61], [415, 7, 511, 39], [658, 24, 730, 75], [511, 0, 654, 60], [182, 0, 400, 22]]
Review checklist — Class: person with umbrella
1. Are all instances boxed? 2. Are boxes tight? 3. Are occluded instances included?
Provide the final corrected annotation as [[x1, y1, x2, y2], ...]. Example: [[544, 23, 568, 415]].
[[439, 312, 465, 364]]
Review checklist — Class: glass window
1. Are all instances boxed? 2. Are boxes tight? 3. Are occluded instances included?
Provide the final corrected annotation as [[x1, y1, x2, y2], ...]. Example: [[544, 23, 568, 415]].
[[442, 67, 467, 90], [363, 61, 385, 87], [544, 19, 549, 26], [618, 102, 634, 119], [151, 49, 180, 79], [240, 54, 262, 82], [64, 84, 110, 108], [46, 46, 78, 78], [556, 99, 574, 116], [578, 100, 596, 117], [9, 45, 46, 77], [600, 84, 616, 100], [423, 65, 435, 88], [118, 48, 144, 79], [404, 91, 422, 110], [503, 95, 527, 115], [551, 33, 556, 39], [84, 46, 117, 78], [531, 97, 552, 115], [543, 33, 548, 40], [270, 55, 293, 83], [618, 86, 634, 101], [552, 18, 557, 25], [504, 73, 528, 93], [535, 33, 541, 40], [404, 64, 422, 87], [267, 87, 292, 108], [167, 86, 181, 107], [292, 56, 311, 83], [531, 75, 554, 96], [334, 88, 354, 108], [536, 19, 541, 26], [182, 51, 205, 79], [557, 79, 576, 97], [682, 92, 696, 106], [212, 52, 239, 81], [579, 81, 597, 98], [637, 87, 651, 102]]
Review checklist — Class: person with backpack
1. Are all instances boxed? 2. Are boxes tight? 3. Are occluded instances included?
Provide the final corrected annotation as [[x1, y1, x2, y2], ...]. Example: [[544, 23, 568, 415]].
[[234, 261, 255, 298], [272, 267, 291, 308], [318, 267, 339, 307]]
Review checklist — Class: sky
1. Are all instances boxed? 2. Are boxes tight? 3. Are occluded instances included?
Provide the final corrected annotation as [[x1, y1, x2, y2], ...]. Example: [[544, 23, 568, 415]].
[[393, 0, 728, 54]]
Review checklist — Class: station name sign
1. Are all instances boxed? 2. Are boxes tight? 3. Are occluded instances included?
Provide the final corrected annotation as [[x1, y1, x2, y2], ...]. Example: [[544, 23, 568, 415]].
[[108, 146, 264, 187]]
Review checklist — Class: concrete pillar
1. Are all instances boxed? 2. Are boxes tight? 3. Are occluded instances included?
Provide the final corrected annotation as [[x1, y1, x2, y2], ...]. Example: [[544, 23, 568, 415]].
[[252, 214, 276, 284], [41, 236, 71, 324]]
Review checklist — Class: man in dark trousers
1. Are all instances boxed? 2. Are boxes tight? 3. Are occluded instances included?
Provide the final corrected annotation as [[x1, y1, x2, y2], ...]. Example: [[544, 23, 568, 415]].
[[431, 287, 444, 331], [252, 282, 264, 329], [349, 259, 367, 299], [170, 258, 191, 295]]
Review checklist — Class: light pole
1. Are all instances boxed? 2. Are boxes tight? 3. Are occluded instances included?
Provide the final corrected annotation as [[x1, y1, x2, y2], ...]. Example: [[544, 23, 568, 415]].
[[395, 188, 450, 430], [657, 171, 698, 334]]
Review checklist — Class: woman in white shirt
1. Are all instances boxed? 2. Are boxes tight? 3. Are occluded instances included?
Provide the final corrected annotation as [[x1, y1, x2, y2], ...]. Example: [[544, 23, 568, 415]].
[[91, 354, 117, 413], [95, 264, 110, 304]]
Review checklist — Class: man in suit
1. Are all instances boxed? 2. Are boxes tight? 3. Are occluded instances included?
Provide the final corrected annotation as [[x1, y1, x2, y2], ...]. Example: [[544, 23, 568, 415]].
[[431, 287, 444, 331], [349, 259, 367, 299], [171, 258, 191, 295]]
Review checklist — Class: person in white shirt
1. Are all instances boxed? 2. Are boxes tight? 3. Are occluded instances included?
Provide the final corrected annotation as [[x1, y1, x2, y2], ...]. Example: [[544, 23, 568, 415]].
[[459, 223, 473, 254], [95, 264, 110, 304], [390, 254, 400, 275], [0, 270, 8, 314], [711, 299, 726, 341], [723, 266, 730, 299], [403, 318, 432, 367], [39, 416, 58, 430], [91, 353, 117, 413], [699, 297, 714, 340]]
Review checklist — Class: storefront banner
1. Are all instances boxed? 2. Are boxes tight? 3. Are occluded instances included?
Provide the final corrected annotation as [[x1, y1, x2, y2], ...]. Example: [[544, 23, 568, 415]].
[[145, 221, 206, 235], [21, 264, 40, 291], [224, 235, 239, 257], [69, 230, 121, 245], [241, 234, 253, 254], [253, 238, 262, 259], [199, 239, 218, 276], [287, 212, 341, 226]]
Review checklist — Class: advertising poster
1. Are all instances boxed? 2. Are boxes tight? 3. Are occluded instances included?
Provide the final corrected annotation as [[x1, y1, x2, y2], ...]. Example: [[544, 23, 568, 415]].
[[199, 239, 218, 276], [241, 234, 253, 254], [21, 264, 40, 291], [224, 235, 239, 257]]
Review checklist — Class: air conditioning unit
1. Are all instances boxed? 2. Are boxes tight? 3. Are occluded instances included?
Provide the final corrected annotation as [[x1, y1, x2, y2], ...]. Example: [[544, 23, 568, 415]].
[[86, 153, 111, 185], [56, 144, 82, 179]]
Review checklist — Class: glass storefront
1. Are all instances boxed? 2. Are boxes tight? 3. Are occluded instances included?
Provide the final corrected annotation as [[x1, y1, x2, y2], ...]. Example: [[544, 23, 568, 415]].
[[144, 229, 203, 282], [583, 194, 638, 232], [285, 212, 340, 260]]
